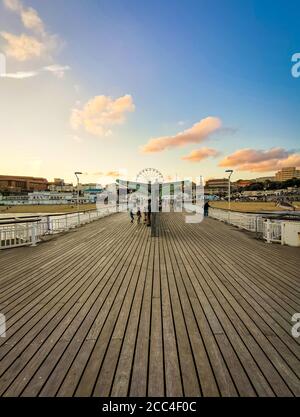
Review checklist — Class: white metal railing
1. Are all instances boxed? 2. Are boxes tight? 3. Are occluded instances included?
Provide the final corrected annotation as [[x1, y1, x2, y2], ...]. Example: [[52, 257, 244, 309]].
[[209, 207, 264, 233], [263, 219, 282, 244], [0, 204, 123, 250], [209, 207, 282, 243], [0, 222, 32, 248]]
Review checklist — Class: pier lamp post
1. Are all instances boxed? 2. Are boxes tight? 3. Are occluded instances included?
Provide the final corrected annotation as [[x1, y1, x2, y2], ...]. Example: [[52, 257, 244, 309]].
[[74, 171, 82, 213], [225, 169, 233, 215]]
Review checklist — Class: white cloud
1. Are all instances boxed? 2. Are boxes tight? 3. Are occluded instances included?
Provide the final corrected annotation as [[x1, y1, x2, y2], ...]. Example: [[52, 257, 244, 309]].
[[1, 0, 61, 62], [70, 94, 135, 137], [220, 148, 300, 172], [141, 117, 222, 153], [182, 147, 220, 162], [1, 1, 69, 78], [0, 64, 71, 79], [3, 0, 22, 12], [21, 7, 45, 35], [0, 32, 45, 61], [0, 70, 37, 78], [43, 64, 70, 78], [3, 0, 45, 35]]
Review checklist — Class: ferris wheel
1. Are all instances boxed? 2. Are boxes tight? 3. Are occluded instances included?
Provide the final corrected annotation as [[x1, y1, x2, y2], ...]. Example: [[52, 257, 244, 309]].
[[136, 168, 164, 184]]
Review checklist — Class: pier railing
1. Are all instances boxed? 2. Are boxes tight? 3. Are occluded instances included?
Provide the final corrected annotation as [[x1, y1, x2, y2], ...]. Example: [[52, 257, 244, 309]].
[[0, 204, 122, 250], [1, 205, 289, 249], [208, 207, 283, 244]]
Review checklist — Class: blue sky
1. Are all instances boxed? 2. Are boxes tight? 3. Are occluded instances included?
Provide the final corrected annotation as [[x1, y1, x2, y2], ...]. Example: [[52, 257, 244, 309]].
[[0, 0, 299, 183]]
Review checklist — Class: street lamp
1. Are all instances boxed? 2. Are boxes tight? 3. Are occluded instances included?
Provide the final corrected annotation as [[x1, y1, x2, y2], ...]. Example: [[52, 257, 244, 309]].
[[225, 169, 234, 211], [74, 171, 82, 212]]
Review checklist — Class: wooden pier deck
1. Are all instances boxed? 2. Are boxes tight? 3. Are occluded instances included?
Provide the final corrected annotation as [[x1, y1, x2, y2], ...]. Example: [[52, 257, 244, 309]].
[[0, 213, 299, 397]]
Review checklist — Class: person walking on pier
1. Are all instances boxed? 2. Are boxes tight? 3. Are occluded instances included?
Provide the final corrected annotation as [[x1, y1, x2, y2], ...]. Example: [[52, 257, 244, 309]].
[[143, 209, 147, 224], [204, 201, 210, 217], [129, 208, 135, 223], [137, 208, 142, 224], [147, 199, 152, 227]]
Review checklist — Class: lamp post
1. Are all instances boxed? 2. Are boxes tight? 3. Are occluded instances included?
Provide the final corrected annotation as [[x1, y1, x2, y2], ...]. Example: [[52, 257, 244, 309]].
[[74, 171, 82, 213], [225, 169, 233, 213]]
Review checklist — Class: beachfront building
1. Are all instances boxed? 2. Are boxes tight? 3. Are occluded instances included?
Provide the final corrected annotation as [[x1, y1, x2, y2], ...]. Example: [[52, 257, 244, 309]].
[[234, 179, 254, 188], [0, 191, 97, 205], [48, 178, 75, 193], [255, 176, 276, 183], [0, 175, 48, 194], [205, 178, 229, 196], [275, 167, 300, 181]]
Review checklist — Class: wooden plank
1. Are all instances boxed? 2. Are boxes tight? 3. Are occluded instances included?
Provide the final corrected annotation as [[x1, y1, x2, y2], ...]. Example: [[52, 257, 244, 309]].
[[165, 214, 274, 396], [148, 235, 164, 397], [0, 215, 144, 395], [93, 229, 150, 397], [158, 225, 183, 397], [74, 224, 150, 396], [109, 235, 152, 397], [128, 235, 154, 396], [166, 214, 299, 396], [0, 211, 299, 397], [44, 222, 149, 397], [161, 225, 201, 396], [164, 215, 262, 396]]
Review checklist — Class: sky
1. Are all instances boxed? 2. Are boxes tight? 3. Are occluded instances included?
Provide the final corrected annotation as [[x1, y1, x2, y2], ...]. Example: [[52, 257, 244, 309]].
[[0, 0, 299, 185]]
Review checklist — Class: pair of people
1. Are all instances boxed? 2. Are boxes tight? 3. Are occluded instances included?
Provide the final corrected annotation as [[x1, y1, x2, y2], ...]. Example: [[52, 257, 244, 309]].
[[130, 208, 142, 224]]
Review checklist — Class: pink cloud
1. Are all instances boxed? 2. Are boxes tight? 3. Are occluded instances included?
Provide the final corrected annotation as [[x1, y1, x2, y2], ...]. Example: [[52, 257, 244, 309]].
[[219, 148, 300, 172], [70, 94, 135, 137], [182, 147, 220, 162], [106, 170, 121, 177], [141, 117, 222, 153]]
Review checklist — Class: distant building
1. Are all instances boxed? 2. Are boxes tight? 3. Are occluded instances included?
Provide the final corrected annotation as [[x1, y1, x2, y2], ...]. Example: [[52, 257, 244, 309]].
[[48, 180, 75, 193], [47, 178, 75, 193], [275, 167, 300, 181], [83, 183, 102, 192], [234, 179, 254, 188], [205, 178, 229, 195], [54, 178, 65, 186], [28, 191, 96, 204], [29, 191, 73, 204], [83, 184, 103, 203], [254, 176, 276, 183], [49, 184, 75, 193], [0, 175, 48, 193]]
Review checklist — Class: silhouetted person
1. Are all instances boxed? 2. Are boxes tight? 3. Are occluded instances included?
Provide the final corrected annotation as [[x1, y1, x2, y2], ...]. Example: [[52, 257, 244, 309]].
[[143, 209, 147, 224], [129, 208, 134, 223], [137, 208, 142, 224], [147, 199, 151, 227], [204, 201, 209, 217]]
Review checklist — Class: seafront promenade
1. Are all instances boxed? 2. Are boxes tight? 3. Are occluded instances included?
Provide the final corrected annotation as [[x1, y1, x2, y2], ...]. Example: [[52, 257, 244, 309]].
[[0, 213, 299, 397]]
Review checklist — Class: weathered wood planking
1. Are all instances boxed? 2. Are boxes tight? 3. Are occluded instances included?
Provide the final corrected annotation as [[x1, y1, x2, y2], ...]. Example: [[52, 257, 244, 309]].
[[0, 212, 299, 397]]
